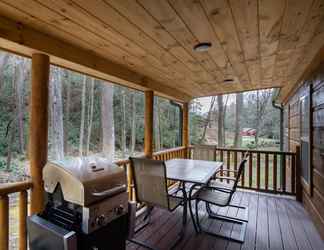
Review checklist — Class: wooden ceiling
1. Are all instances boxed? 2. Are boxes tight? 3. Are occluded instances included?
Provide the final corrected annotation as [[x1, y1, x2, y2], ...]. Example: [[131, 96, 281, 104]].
[[0, 0, 323, 102]]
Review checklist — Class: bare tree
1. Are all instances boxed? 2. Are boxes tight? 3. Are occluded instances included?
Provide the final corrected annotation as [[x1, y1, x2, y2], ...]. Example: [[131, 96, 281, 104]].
[[199, 96, 216, 143], [86, 78, 95, 155], [121, 88, 127, 158], [79, 76, 87, 156], [217, 95, 224, 147], [254, 90, 272, 146], [130, 91, 136, 155], [14, 57, 26, 154], [234, 93, 243, 147], [154, 98, 161, 151], [63, 70, 70, 155], [49, 66, 64, 160], [0, 52, 9, 94], [101, 82, 115, 162]]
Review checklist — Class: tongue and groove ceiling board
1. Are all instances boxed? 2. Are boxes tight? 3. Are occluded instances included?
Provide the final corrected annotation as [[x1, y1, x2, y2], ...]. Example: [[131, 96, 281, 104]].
[[0, 0, 323, 102]]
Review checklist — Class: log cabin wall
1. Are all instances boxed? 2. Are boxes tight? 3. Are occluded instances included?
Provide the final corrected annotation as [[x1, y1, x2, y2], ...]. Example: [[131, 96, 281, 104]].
[[285, 62, 324, 239]]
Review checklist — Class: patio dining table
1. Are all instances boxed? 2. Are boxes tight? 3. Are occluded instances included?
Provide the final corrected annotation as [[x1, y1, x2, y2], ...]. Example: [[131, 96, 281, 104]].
[[165, 159, 223, 232]]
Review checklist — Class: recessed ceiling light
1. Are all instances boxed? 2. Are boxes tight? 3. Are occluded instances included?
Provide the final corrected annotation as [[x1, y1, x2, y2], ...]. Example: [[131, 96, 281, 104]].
[[193, 42, 212, 52], [223, 78, 234, 83]]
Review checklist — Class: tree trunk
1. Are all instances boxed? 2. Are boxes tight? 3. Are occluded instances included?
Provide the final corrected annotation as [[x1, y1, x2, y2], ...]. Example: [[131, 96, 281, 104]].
[[222, 95, 229, 146], [255, 91, 260, 146], [121, 88, 127, 158], [199, 96, 216, 143], [154, 98, 161, 151], [0, 52, 9, 94], [101, 82, 115, 162], [14, 57, 25, 154], [86, 78, 95, 155], [49, 66, 64, 160], [234, 93, 243, 147], [130, 91, 136, 155], [217, 95, 224, 147], [63, 70, 70, 155], [79, 76, 87, 156]]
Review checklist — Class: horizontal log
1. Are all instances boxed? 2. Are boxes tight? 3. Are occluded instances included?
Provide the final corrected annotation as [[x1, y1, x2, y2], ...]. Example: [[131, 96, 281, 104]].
[[0, 181, 32, 196]]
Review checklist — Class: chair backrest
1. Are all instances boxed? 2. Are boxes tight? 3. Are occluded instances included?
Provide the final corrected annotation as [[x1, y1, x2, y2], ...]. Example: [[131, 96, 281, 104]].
[[129, 157, 169, 209], [231, 152, 250, 194]]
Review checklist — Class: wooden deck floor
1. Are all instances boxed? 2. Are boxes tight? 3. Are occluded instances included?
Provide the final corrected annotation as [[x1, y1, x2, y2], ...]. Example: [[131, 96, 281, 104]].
[[127, 191, 324, 250]]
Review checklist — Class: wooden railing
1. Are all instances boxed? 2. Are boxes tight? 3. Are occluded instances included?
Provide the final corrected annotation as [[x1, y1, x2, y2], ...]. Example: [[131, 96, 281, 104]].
[[190, 145, 299, 195], [115, 146, 188, 203], [0, 180, 32, 250]]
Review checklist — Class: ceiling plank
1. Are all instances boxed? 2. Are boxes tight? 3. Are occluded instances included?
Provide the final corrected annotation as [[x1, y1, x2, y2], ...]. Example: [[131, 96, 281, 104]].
[[258, 0, 286, 86], [229, 0, 261, 88], [198, 0, 251, 89], [0, 13, 192, 101], [273, 0, 313, 86], [167, 0, 232, 78], [107, 0, 223, 85], [69, 0, 203, 94]]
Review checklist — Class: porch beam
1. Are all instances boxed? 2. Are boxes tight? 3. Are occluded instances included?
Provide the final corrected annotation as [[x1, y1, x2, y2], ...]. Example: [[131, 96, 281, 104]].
[[182, 102, 189, 157], [29, 53, 49, 214], [0, 14, 191, 102], [144, 90, 154, 158]]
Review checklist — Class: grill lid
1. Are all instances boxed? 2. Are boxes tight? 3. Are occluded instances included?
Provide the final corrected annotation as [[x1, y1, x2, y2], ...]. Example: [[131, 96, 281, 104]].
[[43, 156, 127, 206]]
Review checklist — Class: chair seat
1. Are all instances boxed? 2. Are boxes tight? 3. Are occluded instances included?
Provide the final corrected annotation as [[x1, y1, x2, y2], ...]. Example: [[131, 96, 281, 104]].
[[197, 188, 232, 207], [209, 179, 234, 190]]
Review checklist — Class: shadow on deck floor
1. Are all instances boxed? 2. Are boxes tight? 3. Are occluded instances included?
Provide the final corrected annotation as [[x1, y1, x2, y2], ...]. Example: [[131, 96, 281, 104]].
[[127, 191, 324, 250]]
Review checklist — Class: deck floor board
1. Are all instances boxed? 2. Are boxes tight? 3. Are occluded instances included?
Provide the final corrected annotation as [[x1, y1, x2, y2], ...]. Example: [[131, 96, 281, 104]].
[[127, 191, 324, 250]]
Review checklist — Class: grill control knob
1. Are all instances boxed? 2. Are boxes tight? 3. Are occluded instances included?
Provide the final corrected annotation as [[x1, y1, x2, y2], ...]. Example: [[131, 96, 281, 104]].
[[116, 205, 124, 215], [95, 215, 105, 226]]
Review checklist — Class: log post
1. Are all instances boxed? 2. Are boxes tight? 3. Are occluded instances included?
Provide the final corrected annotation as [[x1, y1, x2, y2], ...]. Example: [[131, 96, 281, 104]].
[[19, 191, 28, 250], [0, 195, 9, 250], [144, 90, 154, 158], [29, 53, 50, 214], [182, 102, 189, 158]]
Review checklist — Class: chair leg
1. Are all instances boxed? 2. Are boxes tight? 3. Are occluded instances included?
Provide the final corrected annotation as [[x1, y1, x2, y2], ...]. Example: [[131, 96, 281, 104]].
[[195, 200, 201, 233], [208, 204, 248, 223], [198, 201, 248, 243], [135, 206, 154, 234]]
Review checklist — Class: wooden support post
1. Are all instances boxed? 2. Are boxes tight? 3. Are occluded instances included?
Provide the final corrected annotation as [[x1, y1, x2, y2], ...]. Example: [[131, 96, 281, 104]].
[[182, 102, 189, 158], [29, 53, 50, 214], [19, 191, 28, 250], [0, 195, 9, 250], [144, 90, 154, 158]]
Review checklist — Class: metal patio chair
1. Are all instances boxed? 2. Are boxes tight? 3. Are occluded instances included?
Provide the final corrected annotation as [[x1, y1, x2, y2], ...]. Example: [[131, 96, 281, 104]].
[[128, 157, 187, 250], [192, 153, 249, 243]]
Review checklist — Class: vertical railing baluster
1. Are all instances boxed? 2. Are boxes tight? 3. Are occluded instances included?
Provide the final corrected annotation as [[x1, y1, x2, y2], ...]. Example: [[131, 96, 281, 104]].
[[249, 153, 253, 188], [241, 151, 245, 187], [0, 194, 9, 250], [282, 154, 286, 193], [226, 151, 231, 183], [234, 151, 238, 177], [273, 154, 277, 192], [291, 154, 296, 194], [257, 153, 261, 189], [265, 153, 269, 191], [19, 191, 28, 250], [220, 150, 224, 181]]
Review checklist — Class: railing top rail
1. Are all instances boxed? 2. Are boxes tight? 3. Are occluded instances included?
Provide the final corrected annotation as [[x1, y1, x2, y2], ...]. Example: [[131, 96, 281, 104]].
[[153, 146, 186, 156], [0, 180, 33, 196], [190, 145, 296, 156], [114, 146, 186, 166]]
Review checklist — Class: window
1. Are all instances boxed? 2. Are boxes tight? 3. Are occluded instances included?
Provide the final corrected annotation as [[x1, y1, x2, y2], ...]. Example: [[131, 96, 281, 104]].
[[153, 96, 182, 151]]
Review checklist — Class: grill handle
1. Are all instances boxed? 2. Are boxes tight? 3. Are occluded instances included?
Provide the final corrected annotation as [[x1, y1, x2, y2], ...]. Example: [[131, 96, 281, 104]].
[[92, 184, 127, 198]]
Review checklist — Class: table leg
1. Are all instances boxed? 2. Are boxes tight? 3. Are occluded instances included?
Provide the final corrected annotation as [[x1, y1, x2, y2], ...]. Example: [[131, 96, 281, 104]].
[[188, 183, 200, 233]]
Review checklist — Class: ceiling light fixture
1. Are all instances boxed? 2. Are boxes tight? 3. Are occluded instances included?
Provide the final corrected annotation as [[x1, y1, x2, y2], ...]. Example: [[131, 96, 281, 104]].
[[223, 78, 234, 83], [193, 42, 212, 52]]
